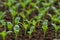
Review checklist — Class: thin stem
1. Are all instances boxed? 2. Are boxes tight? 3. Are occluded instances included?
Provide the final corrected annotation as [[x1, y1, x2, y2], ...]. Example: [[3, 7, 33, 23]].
[[3, 36, 5, 40], [25, 30, 26, 35], [55, 32, 57, 39], [15, 35, 17, 40], [4, 25, 6, 31], [29, 35, 31, 40], [44, 32, 46, 39], [12, 17, 14, 24]]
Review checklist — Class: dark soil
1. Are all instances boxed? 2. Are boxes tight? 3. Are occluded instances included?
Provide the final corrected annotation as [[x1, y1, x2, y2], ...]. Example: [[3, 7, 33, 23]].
[[0, 0, 60, 40]]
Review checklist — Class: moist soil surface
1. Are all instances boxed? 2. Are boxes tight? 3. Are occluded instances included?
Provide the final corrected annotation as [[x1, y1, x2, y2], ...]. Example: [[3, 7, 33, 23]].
[[0, 0, 60, 40]]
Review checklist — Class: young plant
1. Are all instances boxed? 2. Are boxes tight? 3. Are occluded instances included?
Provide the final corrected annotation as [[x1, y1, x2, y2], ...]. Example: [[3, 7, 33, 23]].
[[22, 22, 29, 35], [0, 11, 6, 20], [28, 26, 34, 38], [19, 12, 26, 21], [51, 14, 60, 23], [51, 6, 59, 14], [34, 13, 43, 25], [15, 17, 20, 25], [42, 20, 48, 38], [14, 25, 20, 40], [0, 20, 6, 30], [32, 20, 37, 27], [4, 0, 15, 8], [7, 22, 13, 31], [52, 23, 60, 38], [11, 3, 20, 11], [9, 8, 17, 23], [0, 31, 12, 40], [26, 9, 33, 16]]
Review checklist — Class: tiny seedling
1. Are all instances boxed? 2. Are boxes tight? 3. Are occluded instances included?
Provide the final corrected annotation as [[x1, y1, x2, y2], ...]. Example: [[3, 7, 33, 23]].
[[0, 11, 6, 20], [15, 17, 20, 25], [32, 20, 37, 27], [35, 13, 43, 25], [4, 0, 15, 8], [42, 20, 48, 38], [28, 26, 34, 38], [0, 20, 6, 30], [19, 12, 26, 21], [51, 6, 59, 14], [22, 22, 29, 35], [7, 22, 13, 31], [14, 25, 20, 40], [52, 23, 60, 38], [0, 31, 12, 40], [9, 8, 17, 23], [51, 14, 60, 23]]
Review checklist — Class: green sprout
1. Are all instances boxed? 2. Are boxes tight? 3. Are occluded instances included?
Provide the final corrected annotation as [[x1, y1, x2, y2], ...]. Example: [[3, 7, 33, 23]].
[[42, 20, 48, 38], [14, 25, 20, 40], [11, 3, 20, 11], [4, 0, 16, 8], [51, 6, 59, 14], [9, 8, 17, 23], [22, 22, 29, 35], [7, 22, 13, 31], [0, 31, 12, 40], [51, 14, 60, 23], [52, 23, 60, 38], [32, 20, 37, 27], [15, 17, 20, 25], [0, 11, 6, 20], [0, 20, 6, 30], [28, 26, 34, 38], [19, 12, 26, 21], [35, 13, 43, 25]]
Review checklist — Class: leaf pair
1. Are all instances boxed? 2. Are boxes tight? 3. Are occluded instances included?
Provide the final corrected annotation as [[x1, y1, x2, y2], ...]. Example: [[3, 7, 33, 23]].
[[42, 20, 48, 37]]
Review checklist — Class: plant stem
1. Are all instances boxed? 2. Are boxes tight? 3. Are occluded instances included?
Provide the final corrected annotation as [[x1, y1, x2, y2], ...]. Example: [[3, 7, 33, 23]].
[[44, 32, 46, 39], [29, 35, 31, 40], [55, 32, 57, 39], [15, 35, 17, 40], [12, 17, 14, 24], [4, 26, 6, 31], [3, 36, 5, 40], [25, 30, 26, 35]]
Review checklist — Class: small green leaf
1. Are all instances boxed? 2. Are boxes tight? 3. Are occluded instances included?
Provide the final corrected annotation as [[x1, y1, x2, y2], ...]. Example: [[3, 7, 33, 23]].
[[22, 23, 28, 30], [14, 25, 20, 35], [28, 26, 34, 36], [15, 17, 20, 25], [42, 20, 48, 37], [7, 22, 13, 31], [52, 23, 60, 33]]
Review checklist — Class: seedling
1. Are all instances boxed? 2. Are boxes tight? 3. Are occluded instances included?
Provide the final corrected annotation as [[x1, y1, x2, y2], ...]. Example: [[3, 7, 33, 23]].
[[52, 23, 60, 38], [9, 8, 17, 23], [4, 0, 16, 8], [11, 3, 20, 11], [26, 9, 33, 16], [19, 12, 26, 21], [28, 26, 34, 38], [22, 22, 29, 35], [32, 20, 37, 27], [0, 20, 6, 30], [35, 13, 43, 25], [7, 22, 13, 31], [42, 20, 48, 38], [0, 31, 12, 40], [15, 17, 20, 25], [51, 14, 60, 23], [14, 25, 20, 40], [0, 11, 6, 20], [51, 6, 59, 14]]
